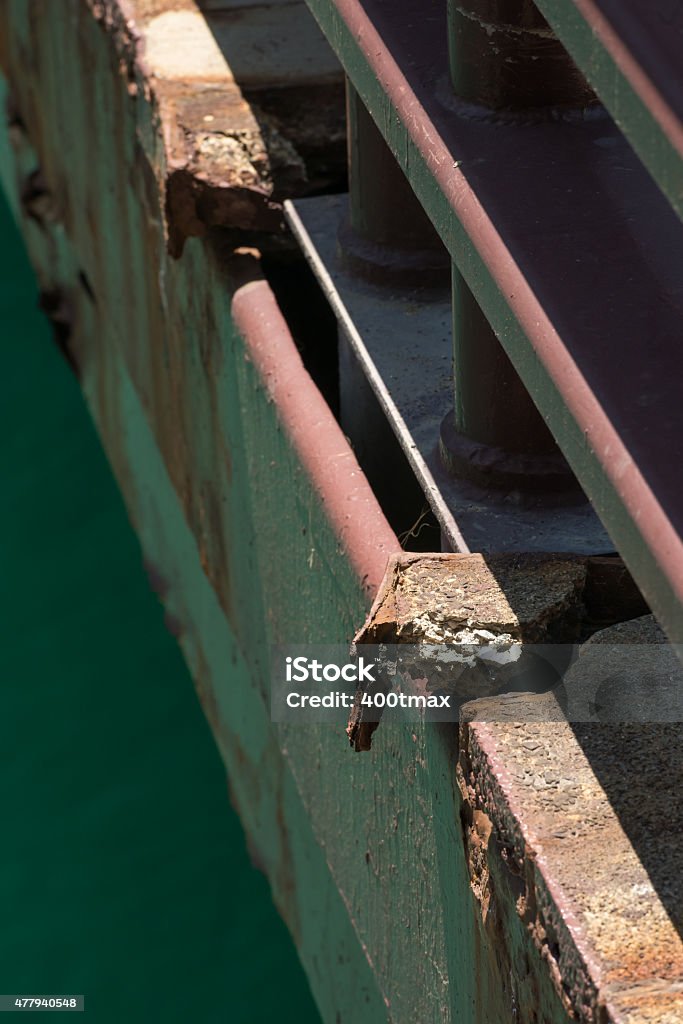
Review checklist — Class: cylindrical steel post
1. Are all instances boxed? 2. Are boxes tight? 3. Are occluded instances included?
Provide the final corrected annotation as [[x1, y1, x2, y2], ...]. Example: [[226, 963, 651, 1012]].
[[452, 268, 554, 453], [447, 0, 595, 111], [440, 268, 579, 493], [441, 0, 592, 493], [340, 80, 449, 286]]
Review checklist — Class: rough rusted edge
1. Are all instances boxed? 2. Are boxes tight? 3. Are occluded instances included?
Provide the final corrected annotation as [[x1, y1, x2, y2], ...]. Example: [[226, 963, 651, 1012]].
[[346, 552, 590, 752], [460, 722, 614, 1024], [344, 556, 401, 750], [347, 553, 427, 751], [84, 0, 295, 254], [231, 275, 401, 604], [351, 552, 403, 645], [460, 699, 683, 1024], [87, 0, 146, 86]]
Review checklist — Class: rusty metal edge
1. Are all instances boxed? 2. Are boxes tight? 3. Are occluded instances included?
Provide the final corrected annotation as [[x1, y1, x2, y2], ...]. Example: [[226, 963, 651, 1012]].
[[462, 722, 618, 1024], [84, 0, 298, 255], [231, 273, 401, 601]]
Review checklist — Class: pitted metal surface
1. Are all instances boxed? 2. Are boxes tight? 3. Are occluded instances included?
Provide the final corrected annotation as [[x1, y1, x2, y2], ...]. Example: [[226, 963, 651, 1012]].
[[355, 552, 587, 645], [461, 615, 683, 1024]]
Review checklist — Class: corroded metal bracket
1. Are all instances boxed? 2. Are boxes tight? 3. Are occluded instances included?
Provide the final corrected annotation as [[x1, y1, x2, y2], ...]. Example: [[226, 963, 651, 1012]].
[[348, 551, 647, 751], [78, 0, 345, 256]]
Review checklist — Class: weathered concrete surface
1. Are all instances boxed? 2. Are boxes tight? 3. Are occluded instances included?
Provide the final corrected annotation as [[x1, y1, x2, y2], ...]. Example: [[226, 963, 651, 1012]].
[[355, 554, 649, 649], [348, 552, 649, 749]]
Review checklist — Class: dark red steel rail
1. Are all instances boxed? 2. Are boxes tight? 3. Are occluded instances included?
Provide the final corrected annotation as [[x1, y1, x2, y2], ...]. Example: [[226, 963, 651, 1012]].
[[302, 0, 683, 642]]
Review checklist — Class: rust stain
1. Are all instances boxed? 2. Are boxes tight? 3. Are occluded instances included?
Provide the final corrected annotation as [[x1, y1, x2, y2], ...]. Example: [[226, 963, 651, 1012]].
[[459, 713, 683, 1024], [81, 1, 298, 255], [193, 480, 233, 619], [84, 0, 345, 256], [161, 84, 297, 255], [348, 552, 587, 751], [184, 631, 226, 750]]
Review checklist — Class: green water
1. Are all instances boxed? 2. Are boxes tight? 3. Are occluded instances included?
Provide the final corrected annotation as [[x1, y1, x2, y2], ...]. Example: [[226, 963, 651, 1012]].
[[0, 190, 321, 1023]]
